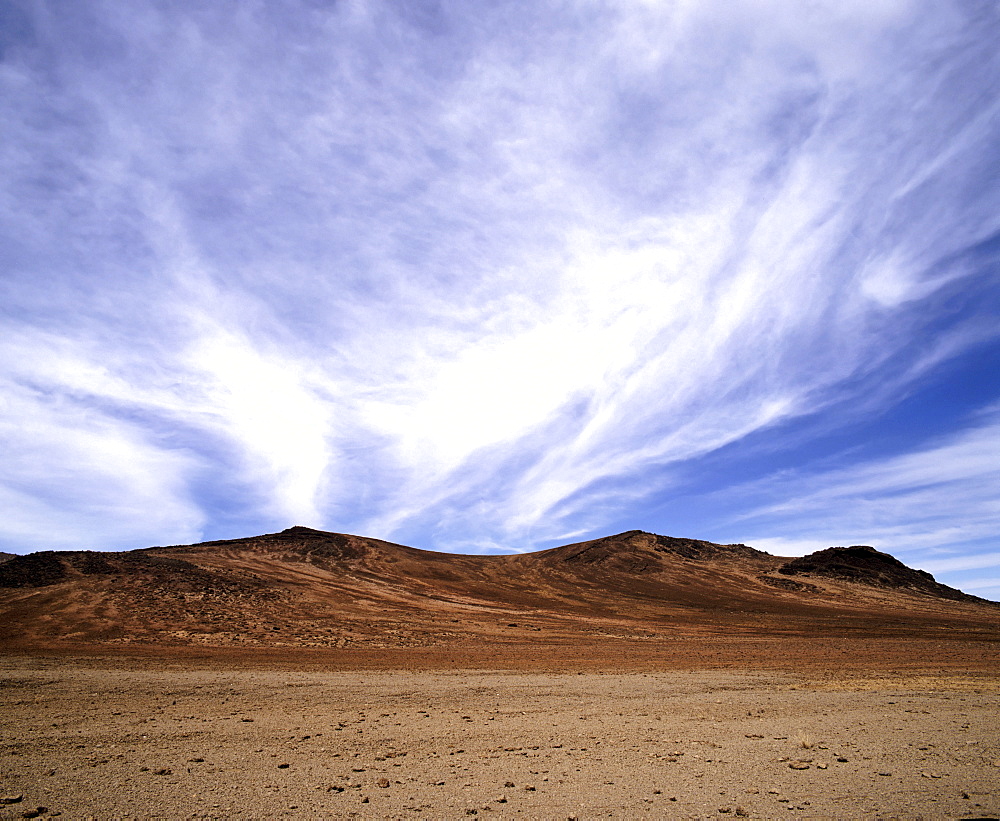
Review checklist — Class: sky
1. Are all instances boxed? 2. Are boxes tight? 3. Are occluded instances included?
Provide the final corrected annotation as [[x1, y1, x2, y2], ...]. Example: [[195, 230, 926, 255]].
[[1, 0, 999, 598]]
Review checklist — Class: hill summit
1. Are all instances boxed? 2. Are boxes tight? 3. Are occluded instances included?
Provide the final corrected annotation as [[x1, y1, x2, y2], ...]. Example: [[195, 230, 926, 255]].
[[0, 527, 995, 652]]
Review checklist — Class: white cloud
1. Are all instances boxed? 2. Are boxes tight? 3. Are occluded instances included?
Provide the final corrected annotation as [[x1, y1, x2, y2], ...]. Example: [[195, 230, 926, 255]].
[[182, 327, 336, 525], [960, 577, 1000, 591], [917, 553, 1000, 575], [731, 415, 1000, 569], [0, 0, 997, 556], [0, 381, 205, 552]]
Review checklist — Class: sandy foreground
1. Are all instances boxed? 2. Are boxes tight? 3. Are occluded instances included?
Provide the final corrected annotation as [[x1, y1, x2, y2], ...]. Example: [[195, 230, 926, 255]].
[[1, 654, 999, 820]]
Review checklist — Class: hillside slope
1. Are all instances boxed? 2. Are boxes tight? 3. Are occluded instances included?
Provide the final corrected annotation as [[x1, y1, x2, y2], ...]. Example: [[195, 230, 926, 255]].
[[0, 527, 996, 651]]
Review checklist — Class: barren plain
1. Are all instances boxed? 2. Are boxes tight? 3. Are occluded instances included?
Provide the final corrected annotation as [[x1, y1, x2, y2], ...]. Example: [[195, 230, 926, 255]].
[[1, 527, 999, 819]]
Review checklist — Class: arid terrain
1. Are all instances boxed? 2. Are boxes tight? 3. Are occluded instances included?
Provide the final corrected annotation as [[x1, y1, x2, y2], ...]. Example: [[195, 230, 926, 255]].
[[1, 527, 999, 818]]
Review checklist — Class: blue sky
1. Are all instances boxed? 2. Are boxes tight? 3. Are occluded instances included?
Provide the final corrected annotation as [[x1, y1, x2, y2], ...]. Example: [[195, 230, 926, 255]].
[[2, 1, 999, 598]]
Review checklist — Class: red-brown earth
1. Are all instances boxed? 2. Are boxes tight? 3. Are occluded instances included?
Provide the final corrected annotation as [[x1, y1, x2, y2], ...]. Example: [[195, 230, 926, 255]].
[[1, 527, 998, 669], [2, 528, 999, 819]]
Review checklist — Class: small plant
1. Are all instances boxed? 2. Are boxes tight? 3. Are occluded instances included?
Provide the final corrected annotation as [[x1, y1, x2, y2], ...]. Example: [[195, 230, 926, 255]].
[[796, 731, 815, 750]]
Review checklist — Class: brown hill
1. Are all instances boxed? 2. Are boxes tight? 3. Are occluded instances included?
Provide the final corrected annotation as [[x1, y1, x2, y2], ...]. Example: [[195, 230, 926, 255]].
[[0, 527, 997, 657], [776, 544, 971, 600]]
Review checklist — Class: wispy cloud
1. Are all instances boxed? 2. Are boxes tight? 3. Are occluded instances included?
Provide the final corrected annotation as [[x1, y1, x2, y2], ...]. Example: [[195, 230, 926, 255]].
[[1, 1, 998, 574], [720, 411, 1000, 590]]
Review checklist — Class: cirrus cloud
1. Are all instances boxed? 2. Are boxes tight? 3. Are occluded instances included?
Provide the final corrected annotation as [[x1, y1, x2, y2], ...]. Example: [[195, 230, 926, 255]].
[[0, 1, 998, 599]]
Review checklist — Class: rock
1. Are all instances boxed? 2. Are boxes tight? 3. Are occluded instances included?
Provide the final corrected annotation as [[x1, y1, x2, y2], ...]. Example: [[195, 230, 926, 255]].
[[496, 796, 507, 803], [0, 796, 24, 805], [154, 768, 172, 776], [377, 778, 390, 788], [735, 807, 749, 817], [816, 763, 828, 769], [524, 785, 536, 791], [788, 761, 810, 770], [504, 781, 515, 788], [278, 763, 290, 769]]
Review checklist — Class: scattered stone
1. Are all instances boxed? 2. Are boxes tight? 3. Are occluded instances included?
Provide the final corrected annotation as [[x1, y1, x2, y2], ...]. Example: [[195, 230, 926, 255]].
[[504, 781, 515, 788], [188, 758, 205, 763], [278, 763, 290, 769], [877, 772, 892, 777], [0, 796, 23, 805], [816, 763, 828, 769], [154, 768, 172, 776], [496, 796, 507, 804], [377, 778, 390, 788], [361, 796, 369, 803], [524, 785, 536, 791], [837, 757, 848, 763], [21, 808, 44, 819], [735, 807, 749, 817], [788, 761, 810, 770], [327, 785, 345, 793]]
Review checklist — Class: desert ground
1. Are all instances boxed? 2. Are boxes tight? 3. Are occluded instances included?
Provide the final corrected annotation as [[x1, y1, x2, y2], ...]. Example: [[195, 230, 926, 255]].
[[1, 647, 999, 820], [2, 529, 999, 818]]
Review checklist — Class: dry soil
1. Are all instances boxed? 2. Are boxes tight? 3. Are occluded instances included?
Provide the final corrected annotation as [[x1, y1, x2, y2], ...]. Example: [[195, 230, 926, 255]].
[[2, 654, 999, 820]]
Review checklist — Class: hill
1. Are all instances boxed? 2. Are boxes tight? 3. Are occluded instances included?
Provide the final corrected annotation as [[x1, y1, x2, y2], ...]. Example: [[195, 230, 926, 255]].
[[1, 527, 996, 659]]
